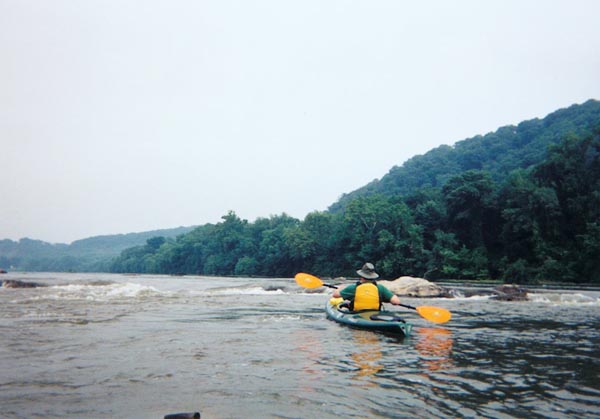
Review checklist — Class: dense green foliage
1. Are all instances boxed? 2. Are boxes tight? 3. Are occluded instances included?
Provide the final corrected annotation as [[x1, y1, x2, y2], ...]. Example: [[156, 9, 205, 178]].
[[0, 227, 195, 272], [330, 99, 600, 212], [110, 127, 600, 283]]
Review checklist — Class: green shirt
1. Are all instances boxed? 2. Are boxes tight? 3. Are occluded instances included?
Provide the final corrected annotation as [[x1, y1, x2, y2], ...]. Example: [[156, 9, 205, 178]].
[[340, 282, 395, 302]]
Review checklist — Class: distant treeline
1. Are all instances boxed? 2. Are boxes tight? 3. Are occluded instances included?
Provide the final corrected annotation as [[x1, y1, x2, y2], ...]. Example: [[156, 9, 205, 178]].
[[0, 226, 196, 272], [110, 128, 600, 284]]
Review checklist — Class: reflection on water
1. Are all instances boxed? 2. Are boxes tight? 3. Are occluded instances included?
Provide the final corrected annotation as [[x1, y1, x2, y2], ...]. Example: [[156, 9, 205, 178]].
[[349, 330, 383, 381], [292, 329, 326, 393], [415, 327, 454, 371]]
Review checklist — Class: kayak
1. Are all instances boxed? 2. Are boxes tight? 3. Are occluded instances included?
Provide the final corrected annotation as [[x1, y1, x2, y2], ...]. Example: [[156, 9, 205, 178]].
[[325, 298, 413, 336]]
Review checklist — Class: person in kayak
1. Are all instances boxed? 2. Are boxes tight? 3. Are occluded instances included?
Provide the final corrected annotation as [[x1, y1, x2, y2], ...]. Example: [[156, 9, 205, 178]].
[[332, 262, 401, 310]]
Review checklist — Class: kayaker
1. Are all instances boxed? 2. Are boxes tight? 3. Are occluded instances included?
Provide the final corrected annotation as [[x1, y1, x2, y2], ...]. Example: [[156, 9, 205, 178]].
[[332, 262, 401, 310]]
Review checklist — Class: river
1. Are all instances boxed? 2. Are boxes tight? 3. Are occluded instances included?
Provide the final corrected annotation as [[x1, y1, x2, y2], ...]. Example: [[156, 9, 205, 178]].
[[0, 272, 599, 419]]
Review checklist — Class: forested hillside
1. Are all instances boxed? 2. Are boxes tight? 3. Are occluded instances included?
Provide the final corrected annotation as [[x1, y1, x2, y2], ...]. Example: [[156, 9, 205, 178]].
[[0, 226, 195, 272], [330, 99, 600, 212], [109, 101, 600, 283]]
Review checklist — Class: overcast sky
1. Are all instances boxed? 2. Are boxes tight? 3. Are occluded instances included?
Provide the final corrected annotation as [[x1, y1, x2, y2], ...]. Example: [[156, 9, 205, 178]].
[[2, 0, 600, 244]]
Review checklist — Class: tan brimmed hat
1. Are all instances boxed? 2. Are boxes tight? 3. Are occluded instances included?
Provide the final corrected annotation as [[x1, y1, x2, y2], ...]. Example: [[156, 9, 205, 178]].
[[356, 262, 379, 279]]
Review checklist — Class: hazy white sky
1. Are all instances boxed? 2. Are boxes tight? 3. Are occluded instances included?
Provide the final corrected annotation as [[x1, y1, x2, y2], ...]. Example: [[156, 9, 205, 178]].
[[2, 0, 600, 244]]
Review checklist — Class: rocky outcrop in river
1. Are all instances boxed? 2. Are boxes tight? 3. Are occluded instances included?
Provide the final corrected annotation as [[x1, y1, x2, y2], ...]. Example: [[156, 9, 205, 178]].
[[379, 276, 453, 298], [491, 284, 529, 301], [378, 276, 529, 300], [1, 280, 46, 288]]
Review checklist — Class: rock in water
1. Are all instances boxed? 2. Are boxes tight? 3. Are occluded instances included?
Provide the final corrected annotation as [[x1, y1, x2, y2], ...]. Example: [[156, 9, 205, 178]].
[[492, 284, 529, 301], [1, 280, 45, 288], [379, 276, 451, 298]]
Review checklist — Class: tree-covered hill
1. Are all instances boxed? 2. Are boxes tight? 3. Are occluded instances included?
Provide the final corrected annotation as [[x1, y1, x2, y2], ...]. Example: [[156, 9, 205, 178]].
[[0, 226, 195, 272], [329, 99, 600, 212]]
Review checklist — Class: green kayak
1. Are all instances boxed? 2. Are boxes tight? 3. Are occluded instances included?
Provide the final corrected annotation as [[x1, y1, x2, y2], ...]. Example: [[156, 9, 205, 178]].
[[325, 298, 413, 336]]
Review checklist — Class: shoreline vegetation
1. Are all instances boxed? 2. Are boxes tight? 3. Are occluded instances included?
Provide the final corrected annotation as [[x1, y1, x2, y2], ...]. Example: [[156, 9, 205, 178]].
[[1, 100, 600, 284]]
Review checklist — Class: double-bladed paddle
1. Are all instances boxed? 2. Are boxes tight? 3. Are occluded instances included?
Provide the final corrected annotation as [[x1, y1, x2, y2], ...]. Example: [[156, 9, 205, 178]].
[[295, 272, 452, 324]]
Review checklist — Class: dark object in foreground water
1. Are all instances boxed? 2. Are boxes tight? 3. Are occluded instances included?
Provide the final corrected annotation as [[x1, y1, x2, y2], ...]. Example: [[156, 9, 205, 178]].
[[164, 412, 200, 419]]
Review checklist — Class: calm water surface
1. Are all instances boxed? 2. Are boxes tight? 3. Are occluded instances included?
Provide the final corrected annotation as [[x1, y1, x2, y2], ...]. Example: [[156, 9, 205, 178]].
[[1, 272, 599, 419]]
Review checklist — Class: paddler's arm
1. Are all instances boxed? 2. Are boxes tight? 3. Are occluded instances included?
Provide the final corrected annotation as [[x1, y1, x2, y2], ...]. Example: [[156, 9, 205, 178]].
[[333, 284, 355, 300], [389, 295, 401, 305], [380, 286, 401, 305]]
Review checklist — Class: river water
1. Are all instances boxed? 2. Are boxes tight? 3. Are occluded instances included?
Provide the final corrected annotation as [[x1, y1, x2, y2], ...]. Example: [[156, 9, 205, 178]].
[[0, 272, 599, 419]]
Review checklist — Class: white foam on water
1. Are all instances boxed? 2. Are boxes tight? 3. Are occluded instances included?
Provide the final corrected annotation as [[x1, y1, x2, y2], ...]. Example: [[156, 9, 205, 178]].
[[259, 314, 302, 322], [190, 286, 287, 296], [448, 294, 493, 301], [528, 292, 600, 306], [43, 282, 165, 302]]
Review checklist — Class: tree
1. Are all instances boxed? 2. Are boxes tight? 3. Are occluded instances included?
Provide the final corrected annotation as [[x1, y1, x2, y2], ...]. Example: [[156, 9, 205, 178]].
[[254, 213, 299, 276], [200, 211, 253, 275], [443, 170, 495, 249]]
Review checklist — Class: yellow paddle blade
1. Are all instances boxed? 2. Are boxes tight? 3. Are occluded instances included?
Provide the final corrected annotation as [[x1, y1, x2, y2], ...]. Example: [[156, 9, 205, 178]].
[[416, 306, 452, 324], [294, 272, 324, 289]]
